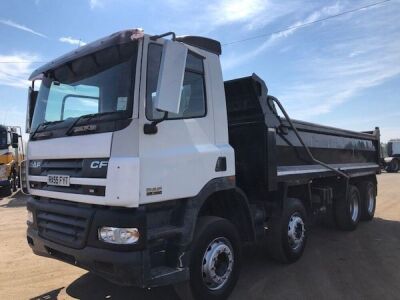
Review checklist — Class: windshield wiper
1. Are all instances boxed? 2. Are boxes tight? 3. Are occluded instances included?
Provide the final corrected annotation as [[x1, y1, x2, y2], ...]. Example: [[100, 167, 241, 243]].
[[31, 120, 64, 139], [65, 111, 121, 136]]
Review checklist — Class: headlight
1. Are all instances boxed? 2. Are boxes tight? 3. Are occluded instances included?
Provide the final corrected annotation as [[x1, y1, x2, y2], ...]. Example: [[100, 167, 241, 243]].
[[98, 227, 140, 244], [27, 210, 33, 224]]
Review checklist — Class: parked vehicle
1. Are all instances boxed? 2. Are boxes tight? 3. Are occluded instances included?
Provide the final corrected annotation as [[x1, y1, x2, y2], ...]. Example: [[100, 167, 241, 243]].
[[383, 139, 400, 172], [0, 125, 23, 197], [24, 29, 381, 300]]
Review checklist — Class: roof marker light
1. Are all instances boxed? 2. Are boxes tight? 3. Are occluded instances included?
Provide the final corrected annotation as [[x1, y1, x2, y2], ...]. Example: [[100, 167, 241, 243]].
[[131, 28, 144, 40]]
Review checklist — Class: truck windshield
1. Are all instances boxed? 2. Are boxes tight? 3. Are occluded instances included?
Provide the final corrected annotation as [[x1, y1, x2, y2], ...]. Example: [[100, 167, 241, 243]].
[[0, 128, 8, 149], [31, 41, 138, 133]]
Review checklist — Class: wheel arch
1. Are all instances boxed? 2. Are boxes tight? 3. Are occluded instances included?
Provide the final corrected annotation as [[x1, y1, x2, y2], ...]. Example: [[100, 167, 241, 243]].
[[285, 183, 312, 217], [180, 178, 256, 248]]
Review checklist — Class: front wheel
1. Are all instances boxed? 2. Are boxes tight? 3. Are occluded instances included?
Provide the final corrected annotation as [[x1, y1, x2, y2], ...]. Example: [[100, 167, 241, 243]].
[[266, 198, 308, 264], [0, 180, 12, 197], [174, 217, 241, 300]]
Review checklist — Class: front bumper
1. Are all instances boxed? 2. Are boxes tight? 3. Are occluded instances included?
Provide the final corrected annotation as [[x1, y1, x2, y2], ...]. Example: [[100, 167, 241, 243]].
[[26, 197, 188, 287], [27, 227, 146, 286]]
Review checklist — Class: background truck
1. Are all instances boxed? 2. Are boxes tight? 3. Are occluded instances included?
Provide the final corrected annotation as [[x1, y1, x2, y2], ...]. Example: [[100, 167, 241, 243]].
[[23, 29, 380, 300], [383, 139, 400, 172], [0, 125, 23, 197]]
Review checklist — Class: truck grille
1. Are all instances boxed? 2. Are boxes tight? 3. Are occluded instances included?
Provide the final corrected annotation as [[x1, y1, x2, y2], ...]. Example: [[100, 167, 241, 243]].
[[37, 202, 93, 249], [29, 158, 108, 178]]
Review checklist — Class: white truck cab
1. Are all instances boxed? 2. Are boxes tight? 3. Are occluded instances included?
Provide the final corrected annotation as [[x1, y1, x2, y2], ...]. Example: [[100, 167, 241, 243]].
[[25, 29, 380, 300], [26, 30, 234, 208]]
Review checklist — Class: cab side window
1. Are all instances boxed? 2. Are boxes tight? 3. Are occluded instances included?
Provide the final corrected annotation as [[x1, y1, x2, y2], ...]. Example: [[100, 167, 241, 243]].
[[146, 44, 207, 120]]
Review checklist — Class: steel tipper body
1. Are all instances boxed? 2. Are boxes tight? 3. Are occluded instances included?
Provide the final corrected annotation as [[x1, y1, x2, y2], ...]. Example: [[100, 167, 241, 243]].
[[25, 29, 380, 300], [224, 75, 380, 194]]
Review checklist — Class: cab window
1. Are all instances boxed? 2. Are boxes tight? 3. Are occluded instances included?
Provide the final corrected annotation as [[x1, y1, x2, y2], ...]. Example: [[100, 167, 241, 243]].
[[146, 43, 207, 120]]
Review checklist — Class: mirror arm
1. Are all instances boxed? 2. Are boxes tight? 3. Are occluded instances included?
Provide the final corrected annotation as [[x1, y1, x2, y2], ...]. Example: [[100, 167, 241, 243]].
[[153, 111, 168, 125]]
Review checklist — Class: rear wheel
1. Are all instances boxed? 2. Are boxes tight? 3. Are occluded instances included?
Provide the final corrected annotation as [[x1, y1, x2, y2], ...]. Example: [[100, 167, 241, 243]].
[[358, 181, 376, 221], [174, 216, 241, 300], [266, 198, 307, 263], [335, 185, 361, 231]]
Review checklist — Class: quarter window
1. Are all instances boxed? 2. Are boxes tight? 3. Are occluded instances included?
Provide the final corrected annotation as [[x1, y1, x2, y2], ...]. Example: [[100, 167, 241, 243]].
[[146, 43, 207, 120]]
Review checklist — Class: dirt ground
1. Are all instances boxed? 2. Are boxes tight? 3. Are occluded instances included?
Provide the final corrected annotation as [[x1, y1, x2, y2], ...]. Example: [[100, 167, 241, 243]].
[[1, 173, 399, 300]]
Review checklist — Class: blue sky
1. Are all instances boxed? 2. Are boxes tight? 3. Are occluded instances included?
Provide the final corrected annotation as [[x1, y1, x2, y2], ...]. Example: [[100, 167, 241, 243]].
[[0, 0, 399, 141]]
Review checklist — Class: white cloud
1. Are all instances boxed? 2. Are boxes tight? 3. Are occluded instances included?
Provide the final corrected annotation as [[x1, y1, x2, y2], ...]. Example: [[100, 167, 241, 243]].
[[222, 0, 400, 125], [275, 4, 400, 119], [0, 54, 39, 88], [222, 2, 343, 70], [89, 0, 104, 9], [160, 0, 300, 35], [204, 0, 303, 31], [0, 19, 46, 38], [59, 36, 87, 46], [281, 41, 400, 118], [209, 0, 268, 26]]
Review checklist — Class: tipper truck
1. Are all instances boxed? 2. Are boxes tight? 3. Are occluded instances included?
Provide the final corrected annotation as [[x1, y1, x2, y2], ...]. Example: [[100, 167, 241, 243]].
[[383, 139, 400, 172], [0, 125, 23, 197], [24, 29, 381, 300]]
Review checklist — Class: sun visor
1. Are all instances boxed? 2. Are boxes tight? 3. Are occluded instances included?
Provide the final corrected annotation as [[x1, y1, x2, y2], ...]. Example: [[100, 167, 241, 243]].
[[29, 29, 144, 80]]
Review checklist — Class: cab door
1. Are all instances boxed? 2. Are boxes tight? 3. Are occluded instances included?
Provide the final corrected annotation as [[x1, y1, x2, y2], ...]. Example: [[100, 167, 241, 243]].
[[138, 38, 222, 204]]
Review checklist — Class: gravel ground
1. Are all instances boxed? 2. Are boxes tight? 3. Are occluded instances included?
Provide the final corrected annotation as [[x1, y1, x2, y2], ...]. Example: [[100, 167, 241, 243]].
[[0, 173, 399, 300]]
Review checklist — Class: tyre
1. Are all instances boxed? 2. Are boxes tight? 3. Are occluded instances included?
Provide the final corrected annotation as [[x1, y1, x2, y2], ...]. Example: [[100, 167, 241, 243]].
[[11, 171, 17, 192], [174, 216, 241, 300], [334, 185, 361, 231], [266, 198, 307, 264], [390, 159, 399, 173], [0, 184, 12, 198], [386, 158, 399, 173], [358, 181, 376, 221]]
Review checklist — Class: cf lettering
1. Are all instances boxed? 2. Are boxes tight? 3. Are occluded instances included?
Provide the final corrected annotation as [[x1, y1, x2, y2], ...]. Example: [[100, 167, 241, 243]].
[[90, 161, 108, 168]]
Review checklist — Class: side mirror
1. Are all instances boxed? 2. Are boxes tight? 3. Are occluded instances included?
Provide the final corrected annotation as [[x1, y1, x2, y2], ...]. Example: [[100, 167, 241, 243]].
[[26, 85, 38, 133], [154, 40, 187, 114], [11, 132, 19, 148]]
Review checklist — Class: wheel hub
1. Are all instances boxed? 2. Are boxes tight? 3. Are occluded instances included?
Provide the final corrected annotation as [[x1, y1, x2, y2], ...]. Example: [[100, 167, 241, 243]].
[[367, 188, 374, 214], [350, 192, 359, 222], [202, 237, 234, 290], [288, 213, 305, 251]]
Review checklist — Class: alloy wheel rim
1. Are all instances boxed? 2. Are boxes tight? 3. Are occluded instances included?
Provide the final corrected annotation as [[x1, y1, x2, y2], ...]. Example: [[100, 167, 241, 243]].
[[367, 188, 375, 214], [287, 213, 305, 251], [350, 191, 359, 222], [201, 237, 234, 291]]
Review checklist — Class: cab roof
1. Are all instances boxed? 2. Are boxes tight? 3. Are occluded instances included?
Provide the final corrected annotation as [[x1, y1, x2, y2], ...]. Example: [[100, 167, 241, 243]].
[[29, 29, 222, 81], [29, 30, 137, 80]]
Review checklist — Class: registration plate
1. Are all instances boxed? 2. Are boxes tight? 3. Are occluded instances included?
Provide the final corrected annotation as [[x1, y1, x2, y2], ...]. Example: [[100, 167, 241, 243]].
[[47, 175, 70, 187]]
